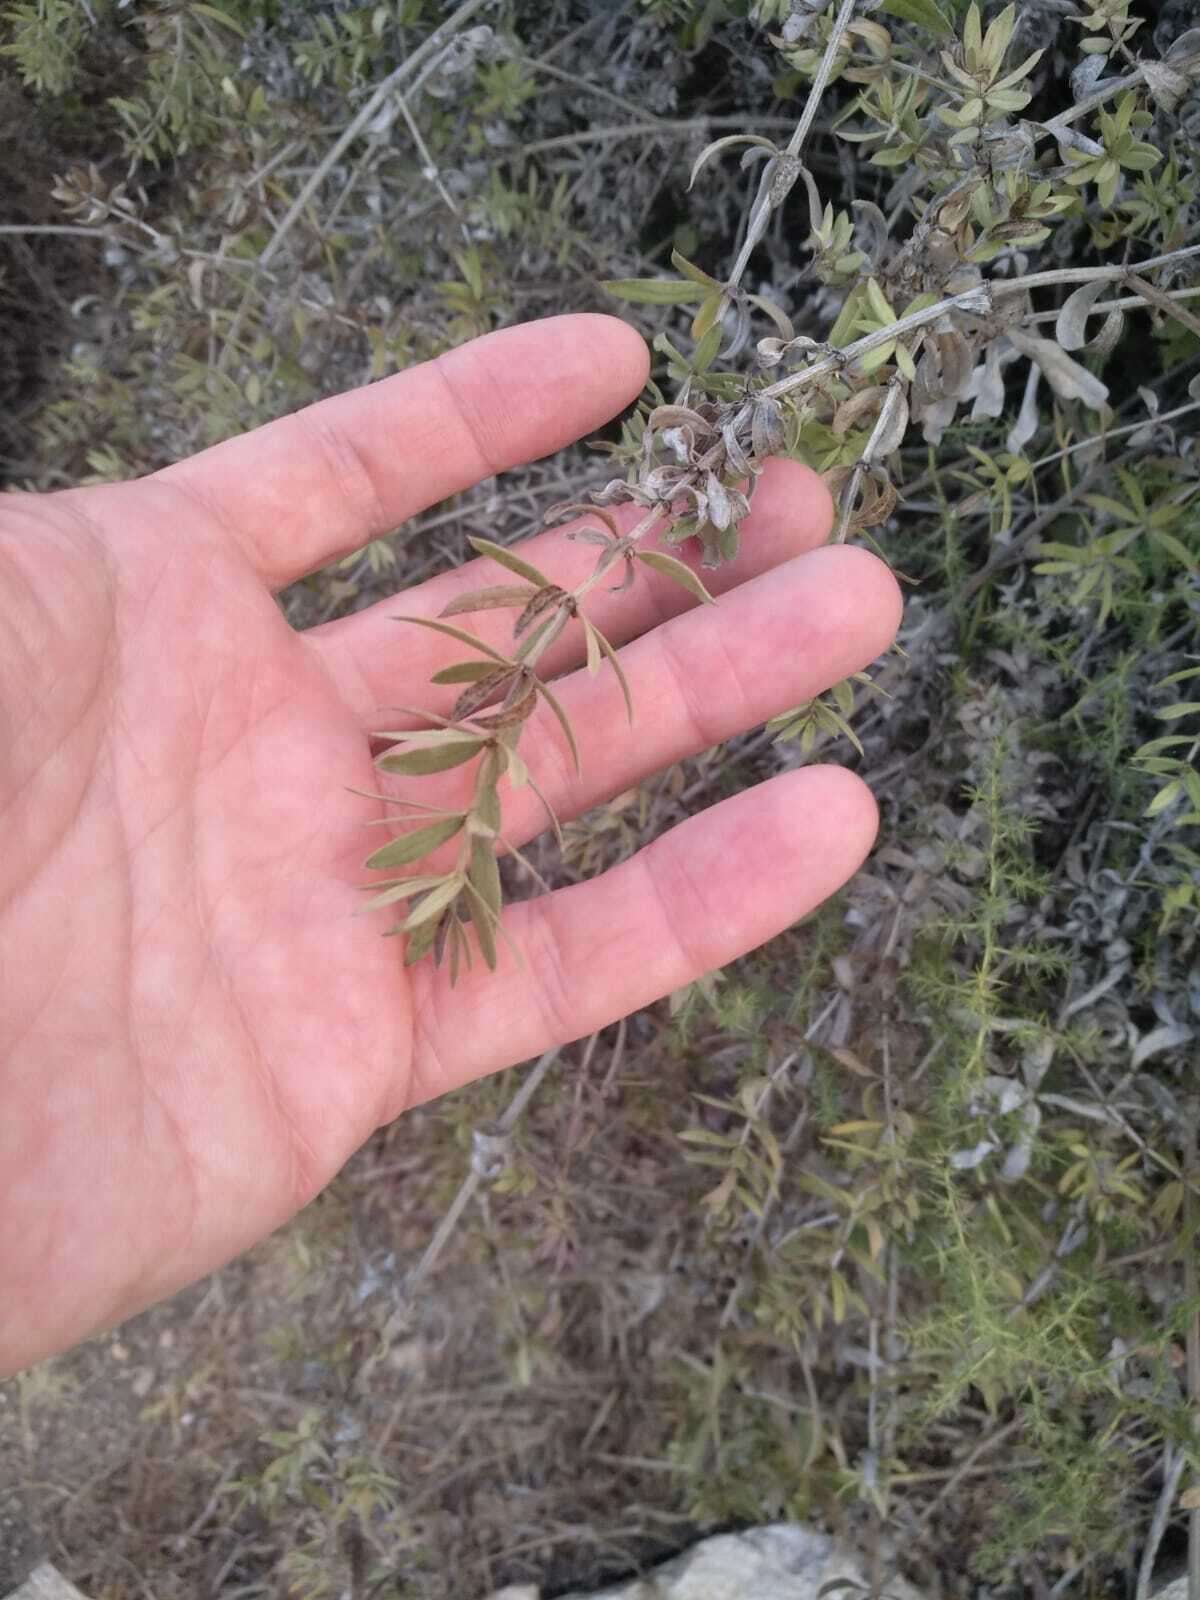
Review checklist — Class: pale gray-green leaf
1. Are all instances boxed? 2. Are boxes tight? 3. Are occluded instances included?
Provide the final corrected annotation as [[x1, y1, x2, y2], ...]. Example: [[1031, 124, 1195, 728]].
[[600, 277, 709, 306], [377, 739, 485, 776], [1055, 279, 1110, 351], [467, 536, 552, 587], [686, 135, 777, 193], [533, 677, 581, 774], [364, 814, 466, 870], [634, 547, 717, 604], [392, 615, 514, 664], [401, 876, 464, 933]]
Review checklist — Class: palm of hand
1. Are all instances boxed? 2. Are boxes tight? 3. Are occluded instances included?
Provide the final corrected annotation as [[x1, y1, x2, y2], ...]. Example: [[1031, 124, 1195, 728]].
[[2, 479, 409, 1364], [0, 317, 899, 1372]]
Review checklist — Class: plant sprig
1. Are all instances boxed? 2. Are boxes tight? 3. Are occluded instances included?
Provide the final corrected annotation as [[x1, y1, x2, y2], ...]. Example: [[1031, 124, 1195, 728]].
[[366, 523, 713, 975]]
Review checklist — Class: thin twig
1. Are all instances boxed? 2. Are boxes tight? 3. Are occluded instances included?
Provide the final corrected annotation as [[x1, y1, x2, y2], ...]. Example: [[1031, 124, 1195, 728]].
[[518, 116, 799, 157], [1136, 1444, 1188, 1600], [718, 997, 839, 1327], [0, 224, 122, 239], [762, 244, 1200, 406], [1128, 273, 1200, 343], [1025, 399, 1200, 473], [401, 1047, 562, 1298], [1042, 49, 1200, 133], [394, 91, 469, 235], [1024, 284, 1200, 325], [761, 283, 995, 401], [520, 56, 671, 126], [995, 241, 1200, 294], [215, 0, 490, 373], [727, 0, 858, 293], [786, 0, 859, 160], [916, 1417, 1025, 1530], [259, 0, 490, 270]]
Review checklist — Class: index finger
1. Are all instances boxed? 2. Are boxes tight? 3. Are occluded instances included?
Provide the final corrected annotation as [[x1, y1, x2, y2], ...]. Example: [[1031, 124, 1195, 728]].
[[154, 315, 649, 591]]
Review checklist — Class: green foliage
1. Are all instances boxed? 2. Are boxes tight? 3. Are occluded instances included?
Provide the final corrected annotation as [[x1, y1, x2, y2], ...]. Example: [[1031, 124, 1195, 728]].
[[1, 0, 93, 93]]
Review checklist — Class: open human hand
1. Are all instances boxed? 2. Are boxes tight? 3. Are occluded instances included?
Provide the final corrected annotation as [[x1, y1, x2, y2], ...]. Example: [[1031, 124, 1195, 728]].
[[0, 315, 900, 1374]]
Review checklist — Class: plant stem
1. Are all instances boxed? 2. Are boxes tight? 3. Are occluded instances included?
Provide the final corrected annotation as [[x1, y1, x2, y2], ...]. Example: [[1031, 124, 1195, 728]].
[[217, 0, 491, 373], [785, 0, 859, 161], [0, 223, 121, 238], [760, 243, 1200, 403], [1027, 398, 1200, 472], [997, 241, 1200, 293], [259, 0, 490, 269], [726, 0, 859, 292], [760, 283, 992, 400], [518, 115, 801, 157], [1128, 273, 1200, 342], [401, 1047, 562, 1298], [1042, 48, 1200, 132], [1024, 284, 1200, 324]]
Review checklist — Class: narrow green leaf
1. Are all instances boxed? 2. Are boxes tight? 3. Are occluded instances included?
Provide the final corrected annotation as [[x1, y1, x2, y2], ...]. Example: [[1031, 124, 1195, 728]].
[[431, 661, 497, 685], [691, 291, 727, 342], [468, 835, 502, 923], [467, 536, 553, 587], [878, 0, 952, 34], [446, 913, 466, 985], [592, 623, 634, 724], [1157, 702, 1200, 720], [678, 1128, 739, 1149], [364, 814, 466, 870], [401, 875, 464, 932], [828, 283, 867, 349], [865, 277, 896, 326], [377, 739, 484, 776], [374, 727, 481, 746], [832, 678, 855, 717], [392, 615, 513, 664], [461, 880, 497, 971], [515, 610, 566, 661], [1145, 780, 1183, 817], [360, 873, 452, 912], [441, 585, 536, 617], [193, 1, 248, 34], [670, 248, 722, 289], [685, 137, 777, 192], [634, 548, 717, 604], [583, 618, 602, 676], [526, 767, 564, 849], [692, 320, 723, 373], [505, 744, 530, 788], [533, 678, 581, 774], [600, 277, 710, 306], [474, 751, 503, 833], [1148, 528, 1200, 575], [402, 918, 439, 964]]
